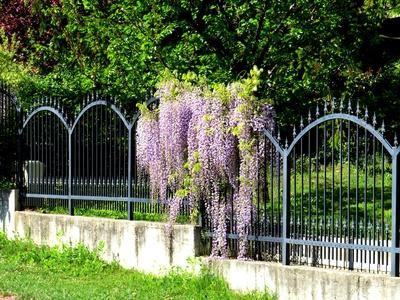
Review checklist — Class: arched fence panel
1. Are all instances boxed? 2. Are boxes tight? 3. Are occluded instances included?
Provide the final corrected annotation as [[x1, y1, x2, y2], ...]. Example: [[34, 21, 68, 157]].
[[19, 95, 182, 221], [70, 100, 130, 217], [22, 107, 69, 208], [280, 111, 400, 276]]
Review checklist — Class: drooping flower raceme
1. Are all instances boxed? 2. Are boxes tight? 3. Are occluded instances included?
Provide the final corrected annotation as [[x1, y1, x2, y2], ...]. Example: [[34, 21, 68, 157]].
[[136, 108, 166, 199], [159, 92, 192, 190]]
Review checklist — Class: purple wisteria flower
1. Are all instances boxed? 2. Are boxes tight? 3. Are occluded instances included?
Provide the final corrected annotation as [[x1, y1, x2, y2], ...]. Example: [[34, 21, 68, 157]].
[[136, 77, 275, 259]]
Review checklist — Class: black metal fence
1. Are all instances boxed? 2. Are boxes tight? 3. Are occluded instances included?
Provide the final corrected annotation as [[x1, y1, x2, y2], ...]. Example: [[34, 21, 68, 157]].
[[0, 83, 21, 187], [202, 102, 400, 276], [1, 85, 400, 276], [20, 95, 192, 221]]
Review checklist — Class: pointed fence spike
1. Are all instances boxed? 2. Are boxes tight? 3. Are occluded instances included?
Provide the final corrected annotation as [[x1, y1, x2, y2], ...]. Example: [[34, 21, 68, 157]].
[[356, 101, 360, 116], [364, 106, 369, 120], [300, 116, 304, 129], [340, 99, 344, 112], [372, 113, 377, 127], [347, 99, 352, 114], [316, 105, 320, 118], [285, 138, 289, 149], [381, 120, 385, 134], [324, 101, 328, 114], [308, 110, 311, 123], [277, 130, 281, 142], [293, 125, 296, 138], [331, 98, 336, 112]]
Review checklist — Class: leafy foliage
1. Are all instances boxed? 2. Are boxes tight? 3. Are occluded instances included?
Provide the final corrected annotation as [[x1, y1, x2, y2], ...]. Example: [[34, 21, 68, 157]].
[[0, 1, 399, 127]]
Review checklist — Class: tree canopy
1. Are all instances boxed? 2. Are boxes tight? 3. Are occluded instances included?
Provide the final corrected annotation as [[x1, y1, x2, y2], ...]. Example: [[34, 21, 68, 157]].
[[0, 0, 400, 127]]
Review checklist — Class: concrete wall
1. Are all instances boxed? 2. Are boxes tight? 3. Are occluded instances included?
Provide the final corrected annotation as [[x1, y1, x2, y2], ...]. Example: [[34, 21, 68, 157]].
[[0, 189, 18, 236], [12, 211, 202, 274], [206, 258, 400, 300]]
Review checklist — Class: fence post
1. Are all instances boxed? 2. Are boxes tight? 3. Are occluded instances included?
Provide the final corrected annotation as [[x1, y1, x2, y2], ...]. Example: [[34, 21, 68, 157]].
[[16, 107, 24, 210], [391, 153, 400, 276], [127, 126, 133, 220], [282, 151, 290, 265], [68, 130, 74, 216]]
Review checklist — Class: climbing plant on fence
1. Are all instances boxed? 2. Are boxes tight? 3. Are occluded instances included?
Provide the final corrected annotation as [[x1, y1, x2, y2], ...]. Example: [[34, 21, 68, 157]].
[[136, 67, 275, 258]]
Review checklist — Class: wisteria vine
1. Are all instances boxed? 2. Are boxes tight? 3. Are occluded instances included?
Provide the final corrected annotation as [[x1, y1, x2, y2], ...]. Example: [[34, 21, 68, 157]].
[[136, 67, 275, 258]]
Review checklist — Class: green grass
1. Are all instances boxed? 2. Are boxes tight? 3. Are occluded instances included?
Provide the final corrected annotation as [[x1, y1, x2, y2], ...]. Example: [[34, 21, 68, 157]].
[[0, 232, 276, 300], [263, 160, 393, 224], [35, 206, 190, 224]]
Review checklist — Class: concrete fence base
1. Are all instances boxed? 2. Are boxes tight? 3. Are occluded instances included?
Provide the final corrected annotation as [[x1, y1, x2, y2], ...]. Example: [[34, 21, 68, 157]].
[[2, 190, 400, 299], [0, 189, 18, 237], [205, 258, 400, 300], [13, 211, 202, 273]]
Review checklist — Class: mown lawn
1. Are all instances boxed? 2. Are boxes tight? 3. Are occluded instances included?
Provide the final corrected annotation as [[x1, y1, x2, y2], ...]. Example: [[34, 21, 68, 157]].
[[0, 233, 275, 300]]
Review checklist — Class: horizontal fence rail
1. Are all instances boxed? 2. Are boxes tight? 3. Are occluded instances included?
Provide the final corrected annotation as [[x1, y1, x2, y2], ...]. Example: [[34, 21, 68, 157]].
[[0, 85, 399, 276]]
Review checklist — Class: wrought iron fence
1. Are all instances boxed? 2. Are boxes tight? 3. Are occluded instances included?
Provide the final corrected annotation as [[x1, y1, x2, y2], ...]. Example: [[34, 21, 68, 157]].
[[20, 95, 190, 221], [0, 83, 21, 187], [1, 84, 400, 276], [202, 101, 400, 276]]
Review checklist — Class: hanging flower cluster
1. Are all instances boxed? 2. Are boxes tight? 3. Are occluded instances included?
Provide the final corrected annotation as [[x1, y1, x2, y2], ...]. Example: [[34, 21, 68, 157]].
[[136, 67, 275, 258]]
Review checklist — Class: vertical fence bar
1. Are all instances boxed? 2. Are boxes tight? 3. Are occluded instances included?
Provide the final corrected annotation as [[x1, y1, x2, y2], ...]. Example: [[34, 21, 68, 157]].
[[391, 153, 400, 276], [17, 107, 24, 207], [68, 129, 74, 215], [282, 151, 290, 265], [127, 126, 133, 220], [347, 119, 354, 270]]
